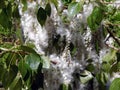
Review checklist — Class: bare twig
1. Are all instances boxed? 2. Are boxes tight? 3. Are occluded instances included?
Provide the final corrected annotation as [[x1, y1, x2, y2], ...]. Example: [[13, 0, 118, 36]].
[[106, 28, 120, 46]]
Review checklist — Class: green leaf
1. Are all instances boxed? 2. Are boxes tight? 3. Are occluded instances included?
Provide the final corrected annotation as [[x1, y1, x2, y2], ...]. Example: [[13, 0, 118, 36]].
[[102, 50, 116, 63], [110, 63, 118, 73], [9, 76, 22, 90], [6, 3, 12, 18], [21, 0, 27, 11], [80, 70, 93, 84], [96, 72, 108, 85], [2, 65, 18, 89], [19, 45, 37, 55], [25, 53, 41, 71], [111, 12, 120, 21], [37, 7, 47, 26], [105, 0, 113, 2], [12, 4, 20, 18], [0, 9, 12, 29], [5, 53, 17, 66], [0, 62, 6, 81], [110, 78, 120, 90], [86, 63, 95, 72], [62, 0, 72, 5], [18, 60, 30, 78], [45, 3, 51, 17], [87, 6, 103, 31], [68, 2, 82, 17], [102, 62, 111, 72], [10, 78, 22, 90]]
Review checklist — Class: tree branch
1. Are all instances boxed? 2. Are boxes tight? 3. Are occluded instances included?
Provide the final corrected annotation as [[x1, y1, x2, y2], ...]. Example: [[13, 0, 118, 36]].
[[106, 28, 120, 46]]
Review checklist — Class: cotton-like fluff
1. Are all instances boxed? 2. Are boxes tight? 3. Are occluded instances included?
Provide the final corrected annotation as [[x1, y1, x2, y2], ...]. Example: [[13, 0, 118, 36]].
[[19, 1, 48, 54]]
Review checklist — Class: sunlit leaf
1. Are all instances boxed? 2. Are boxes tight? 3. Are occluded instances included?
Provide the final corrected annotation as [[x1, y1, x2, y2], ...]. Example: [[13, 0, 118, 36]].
[[102, 50, 116, 63], [37, 7, 47, 26], [25, 53, 41, 71], [68, 2, 81, 17], [110, 78, 120, 90], [80, 70, 93, 84]]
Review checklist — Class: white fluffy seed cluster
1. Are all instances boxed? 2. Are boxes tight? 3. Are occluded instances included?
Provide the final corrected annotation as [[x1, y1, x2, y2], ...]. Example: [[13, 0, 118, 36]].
[[19, 0, 120, 89]]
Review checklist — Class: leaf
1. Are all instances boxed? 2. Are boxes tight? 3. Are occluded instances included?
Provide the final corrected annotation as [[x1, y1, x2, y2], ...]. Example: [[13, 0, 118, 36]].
[[68, 2, 82, 17], [45, 3, 51, 17], [12, 4, 20, 18], [19, 45, 37, 55], [80, 70, 93, 84], [21, 0, 27, 11], [110, 78, 120, 90], [86, 63, 95, 72], [87, 6, 103, 31], [111, 12, 120, 21], [0, 62, 6, 81], [62, 0, 72, 5], [96, 72, 108, 85], [105, 0, 113, 2], [5, 52, 16, 66], [110, 63, 118, 73], [2, 65, 18, 89], [25, 53, 41, 71], [9, 76, 22, 90], [11, 78, 22, 90], [18, 60, 30, 78], [102, 62, 111, 72], [6, 3, 12, 18], [41, 56, 50, 69], [102, 50, 116, 63], [0, 9, 12, 29], [37, 7, 47, 26]]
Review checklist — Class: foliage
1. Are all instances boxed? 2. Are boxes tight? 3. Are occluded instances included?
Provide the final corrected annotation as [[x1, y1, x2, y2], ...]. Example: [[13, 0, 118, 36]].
[[0, 0, 120, 90], [110, 78, 120, 90], [0, 44, 44, 89]]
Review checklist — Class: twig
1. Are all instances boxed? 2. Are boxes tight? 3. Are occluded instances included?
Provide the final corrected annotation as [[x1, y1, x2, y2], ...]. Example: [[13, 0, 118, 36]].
[[106, 28, 120, 46]]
